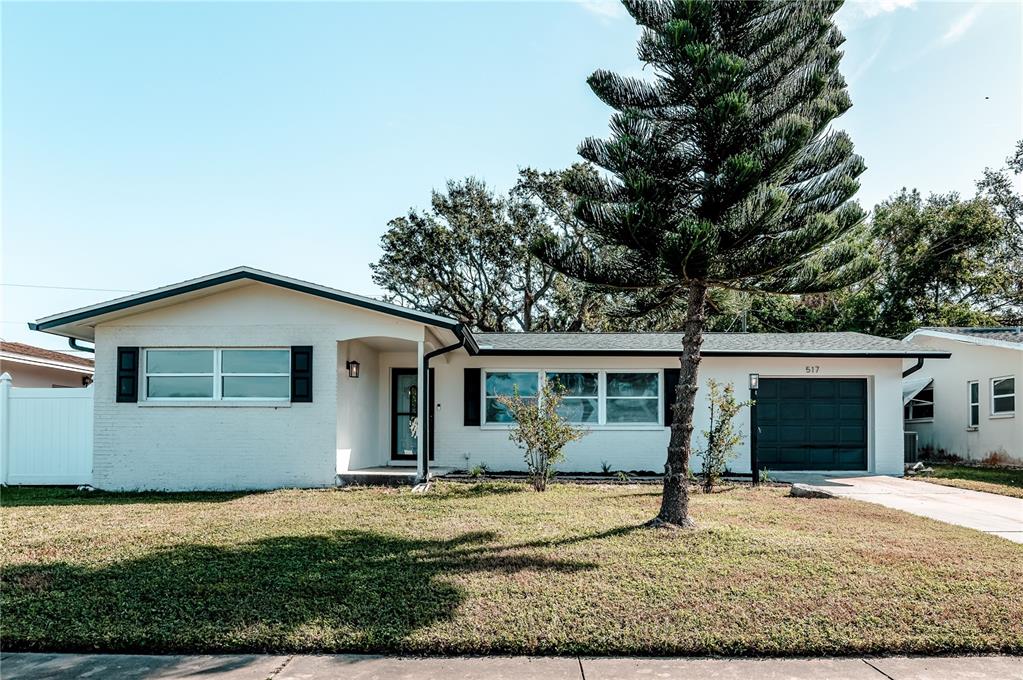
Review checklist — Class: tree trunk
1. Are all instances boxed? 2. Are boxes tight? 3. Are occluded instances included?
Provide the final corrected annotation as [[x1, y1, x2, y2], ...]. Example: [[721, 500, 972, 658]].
[[652, 280, 708, 528]]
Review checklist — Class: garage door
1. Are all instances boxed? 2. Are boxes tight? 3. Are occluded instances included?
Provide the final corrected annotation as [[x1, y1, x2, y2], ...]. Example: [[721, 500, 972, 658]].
[[756, 378, 867, 471]]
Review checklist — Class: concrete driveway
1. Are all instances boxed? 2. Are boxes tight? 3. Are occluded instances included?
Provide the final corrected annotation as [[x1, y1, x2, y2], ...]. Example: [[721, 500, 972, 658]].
[[781, 474, 1023, 543]]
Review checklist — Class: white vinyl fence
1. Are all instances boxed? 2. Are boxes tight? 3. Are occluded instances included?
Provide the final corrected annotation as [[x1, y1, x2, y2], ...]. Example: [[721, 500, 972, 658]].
[[0, 373, 94, 485]]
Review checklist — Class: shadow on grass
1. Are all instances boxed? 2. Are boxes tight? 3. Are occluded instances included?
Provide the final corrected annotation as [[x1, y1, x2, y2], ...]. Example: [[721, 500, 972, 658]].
[[0, 487, 265, 507], [1, 529, 595, 654], [433, 482, 527, 499]]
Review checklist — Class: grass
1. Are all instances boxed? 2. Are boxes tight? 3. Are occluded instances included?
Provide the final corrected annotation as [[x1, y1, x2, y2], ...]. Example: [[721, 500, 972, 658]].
[[2, 482, 1022, 656], [918, 465, 1023, 499]]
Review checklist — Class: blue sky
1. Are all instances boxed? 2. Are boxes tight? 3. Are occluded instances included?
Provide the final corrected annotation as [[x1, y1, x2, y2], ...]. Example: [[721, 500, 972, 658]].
[[2, 0, 1021, 352]]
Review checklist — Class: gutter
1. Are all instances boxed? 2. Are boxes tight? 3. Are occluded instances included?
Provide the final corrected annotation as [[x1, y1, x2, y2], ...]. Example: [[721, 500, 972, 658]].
[[69, 338, 95, 354], [902, 357, 926, 378], [419, 325, 469, 483]]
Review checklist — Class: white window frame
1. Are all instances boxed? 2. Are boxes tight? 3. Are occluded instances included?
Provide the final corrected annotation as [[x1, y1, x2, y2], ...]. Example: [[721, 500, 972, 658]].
[[990, 375, 1015, 418], [481, 368, 663, 429], [904, 384, 934, 423], [967, 380, 980, 430], [142, 348, 290, 402]]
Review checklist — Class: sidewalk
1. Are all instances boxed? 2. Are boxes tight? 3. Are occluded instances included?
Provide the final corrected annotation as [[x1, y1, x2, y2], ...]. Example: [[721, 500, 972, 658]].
[[2, 653, 1021, 679]]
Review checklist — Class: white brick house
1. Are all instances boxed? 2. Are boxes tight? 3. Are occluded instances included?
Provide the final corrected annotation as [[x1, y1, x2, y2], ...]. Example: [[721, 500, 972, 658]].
[[30, 267, 949, 491]]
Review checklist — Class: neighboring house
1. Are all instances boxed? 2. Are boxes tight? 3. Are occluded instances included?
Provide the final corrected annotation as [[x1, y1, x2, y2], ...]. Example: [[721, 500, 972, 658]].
[[0, 341, 94, 388], [29, 267, 948, 491], [903, 327, 1021, 461]]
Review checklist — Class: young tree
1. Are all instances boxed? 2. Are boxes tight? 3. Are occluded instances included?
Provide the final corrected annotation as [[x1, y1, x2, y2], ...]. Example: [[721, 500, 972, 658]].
[[698, 380, 750, 493], [496, 380, 588, 491], [534, 1, 872, 527]]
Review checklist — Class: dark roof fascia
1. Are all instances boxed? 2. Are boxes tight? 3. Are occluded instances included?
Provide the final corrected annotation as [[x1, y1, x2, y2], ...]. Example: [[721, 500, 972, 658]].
[[29, 271, 467, 335], [473, 349, 951, 359]]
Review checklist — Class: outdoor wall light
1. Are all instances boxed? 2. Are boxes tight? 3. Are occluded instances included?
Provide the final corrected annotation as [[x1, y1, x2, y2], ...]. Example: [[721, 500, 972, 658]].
[[749, 373, 759, 390], [346, 360, 360, 379]]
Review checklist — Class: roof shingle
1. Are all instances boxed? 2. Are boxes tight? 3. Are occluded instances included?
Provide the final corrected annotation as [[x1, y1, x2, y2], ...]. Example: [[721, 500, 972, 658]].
[[0, 341, 95, 368], [474, 332, 947, 357]]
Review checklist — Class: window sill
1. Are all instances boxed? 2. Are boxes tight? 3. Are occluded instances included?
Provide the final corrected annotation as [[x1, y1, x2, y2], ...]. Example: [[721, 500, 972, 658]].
[[989, 413, 1015, 419], [138, 400, 292, 408], [966, 426, 979, 432], [905, 418, 934, 424]]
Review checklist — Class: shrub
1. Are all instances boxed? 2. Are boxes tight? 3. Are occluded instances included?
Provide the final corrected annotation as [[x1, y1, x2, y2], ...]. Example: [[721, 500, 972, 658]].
[[469, 463, 489, 480], [697, 380, 752, 493], [601, 460, 612, 475], [496, 380, 588, 491]]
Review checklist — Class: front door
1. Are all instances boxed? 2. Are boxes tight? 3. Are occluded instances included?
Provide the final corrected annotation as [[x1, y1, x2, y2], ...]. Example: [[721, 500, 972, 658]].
[[391, 369, 418, 461]]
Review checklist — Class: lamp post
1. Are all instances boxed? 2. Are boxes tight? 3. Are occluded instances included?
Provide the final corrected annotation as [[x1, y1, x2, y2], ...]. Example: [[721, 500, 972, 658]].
[[749, 373, 760, 487]]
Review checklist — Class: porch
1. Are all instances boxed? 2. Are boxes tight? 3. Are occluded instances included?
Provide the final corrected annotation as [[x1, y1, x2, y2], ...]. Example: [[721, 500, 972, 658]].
[[334, 330, 463, 484]]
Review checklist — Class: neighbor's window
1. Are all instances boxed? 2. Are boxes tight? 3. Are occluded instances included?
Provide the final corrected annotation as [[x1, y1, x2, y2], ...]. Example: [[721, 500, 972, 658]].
[[144, 348, 290, 401], [967, 381, 980, 428], [605, 372, 660, 424], [991, 376, 1015, 416], [485, 371, 539, 423], [546, 372, 599, 423], [904, 384, 934, 421]]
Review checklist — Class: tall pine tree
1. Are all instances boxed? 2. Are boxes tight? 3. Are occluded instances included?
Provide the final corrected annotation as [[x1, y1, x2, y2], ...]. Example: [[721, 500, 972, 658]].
[[535, 0, 873, 527]]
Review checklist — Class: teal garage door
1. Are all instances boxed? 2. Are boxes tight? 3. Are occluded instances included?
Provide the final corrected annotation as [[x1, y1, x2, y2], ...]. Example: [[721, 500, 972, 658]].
[[757, 379, 867, 471]]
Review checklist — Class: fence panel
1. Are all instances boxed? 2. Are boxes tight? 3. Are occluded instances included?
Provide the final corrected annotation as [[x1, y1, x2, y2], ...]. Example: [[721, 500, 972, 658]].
[[1, 376, 93, 485]]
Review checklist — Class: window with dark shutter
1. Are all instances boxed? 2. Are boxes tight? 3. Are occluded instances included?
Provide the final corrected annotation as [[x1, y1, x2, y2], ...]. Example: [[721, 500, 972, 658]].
[[663, 368, 680, 426], [463, 367, 481, 426], [116, 347, 139, 403], [290, 346, 313, 402]]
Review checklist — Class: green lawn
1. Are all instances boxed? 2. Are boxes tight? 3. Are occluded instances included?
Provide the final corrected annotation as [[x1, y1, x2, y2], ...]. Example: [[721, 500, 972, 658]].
[[2, 483, 1021, 656], [919, 465, 1023, 499]]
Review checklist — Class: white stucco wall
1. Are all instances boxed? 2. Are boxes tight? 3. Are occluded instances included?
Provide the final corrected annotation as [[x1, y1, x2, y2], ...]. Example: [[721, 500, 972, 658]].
[[430, 354, 907, 476], [92, 283, 427, 491], [0, 360, 91, 388], [905, 335, 1021, 460]]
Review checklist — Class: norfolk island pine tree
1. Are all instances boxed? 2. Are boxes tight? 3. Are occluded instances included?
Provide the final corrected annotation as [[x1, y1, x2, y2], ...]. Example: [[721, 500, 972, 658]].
[[534, 0, 874, 527]]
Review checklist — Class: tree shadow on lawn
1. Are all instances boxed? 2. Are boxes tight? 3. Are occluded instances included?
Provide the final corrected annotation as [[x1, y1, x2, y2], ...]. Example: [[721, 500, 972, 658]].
[[1, 486, 266, 507], [1, 529, 595, 654]]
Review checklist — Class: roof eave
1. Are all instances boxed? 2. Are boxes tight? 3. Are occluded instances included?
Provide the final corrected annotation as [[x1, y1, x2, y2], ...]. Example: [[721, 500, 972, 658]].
[[474, 349, 951, 358]]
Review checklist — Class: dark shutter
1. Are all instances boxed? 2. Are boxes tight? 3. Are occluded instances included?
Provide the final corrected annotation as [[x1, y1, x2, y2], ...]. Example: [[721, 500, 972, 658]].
[[463, 367, 481, 426], [116, 347, 139, 403], [663, 368, 680, 427], [291, 346, 313, 402]]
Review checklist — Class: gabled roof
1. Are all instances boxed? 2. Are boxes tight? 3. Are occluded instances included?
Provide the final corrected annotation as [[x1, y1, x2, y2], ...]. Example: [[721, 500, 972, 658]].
[[1, 341, 95, 372], [905, 327, 1023, 352], [474, 331, 949, 358], [29, 266, 477, 351]]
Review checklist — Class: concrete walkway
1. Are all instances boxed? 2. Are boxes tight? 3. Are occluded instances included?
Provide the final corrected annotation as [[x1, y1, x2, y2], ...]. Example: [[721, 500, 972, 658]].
[[2, 653, 1022, 679], [781, 474, 1023, 543]]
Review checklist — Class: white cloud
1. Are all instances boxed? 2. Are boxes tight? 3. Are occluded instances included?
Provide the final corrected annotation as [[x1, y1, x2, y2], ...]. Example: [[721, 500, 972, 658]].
[[573, 0, 626, 22], [941, 5, 983, 44], [837, 0, 916, 31]]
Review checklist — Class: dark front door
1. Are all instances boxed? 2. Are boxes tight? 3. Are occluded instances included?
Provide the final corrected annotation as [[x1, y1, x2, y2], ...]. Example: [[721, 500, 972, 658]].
[[390, 368, 434, 461], [756, 378, 868, 471]]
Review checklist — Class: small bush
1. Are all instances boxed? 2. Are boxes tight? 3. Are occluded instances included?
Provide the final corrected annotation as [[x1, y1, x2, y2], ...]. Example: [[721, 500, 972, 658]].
[[496, 380, 588, 491], [601, 460, 612, 475], [698, 380, 752, 493], [469, 463, 490, 479]]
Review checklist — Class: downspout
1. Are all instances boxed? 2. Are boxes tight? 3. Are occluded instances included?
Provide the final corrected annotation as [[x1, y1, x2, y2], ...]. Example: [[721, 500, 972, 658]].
[[420, 325, 468, 483], [69, 338, 95, 354], [902, 357, 925, 378]]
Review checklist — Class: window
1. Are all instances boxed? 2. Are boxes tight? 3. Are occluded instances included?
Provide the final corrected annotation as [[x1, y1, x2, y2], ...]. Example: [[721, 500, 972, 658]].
[[606, 372, 660, 423], [483, 370, 660, 426], [968, 381, 980, 429], [904, 384, 934, 421], [991, 376, 1015, 416], [546, 372, 599, 423], [485, 372, 538, 423], [144, 348, 289, 401]]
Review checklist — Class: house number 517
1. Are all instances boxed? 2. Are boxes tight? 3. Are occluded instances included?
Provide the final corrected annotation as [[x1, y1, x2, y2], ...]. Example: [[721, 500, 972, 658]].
[[805, 365, 820, 373]]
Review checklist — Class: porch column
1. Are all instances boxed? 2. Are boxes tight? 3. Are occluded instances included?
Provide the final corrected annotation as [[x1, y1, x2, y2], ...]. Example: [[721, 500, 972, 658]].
[[416, 340, 426, 481]]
